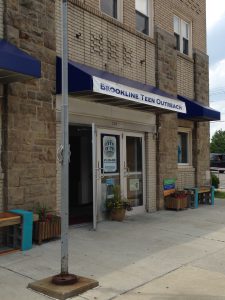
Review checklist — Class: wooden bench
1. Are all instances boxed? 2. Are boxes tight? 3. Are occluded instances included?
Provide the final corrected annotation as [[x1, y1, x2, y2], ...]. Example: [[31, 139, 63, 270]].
[[0, 212, 21, 255], [184, 186, 215, 208]]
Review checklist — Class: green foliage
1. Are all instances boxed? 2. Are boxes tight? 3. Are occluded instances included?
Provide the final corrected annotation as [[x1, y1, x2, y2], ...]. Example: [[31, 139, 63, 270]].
[[105, 185, 132, 211], [211, 173, 219, 188], [34, 203, 58, 222], [210, 130, 225, 153], [215, 191, 225, 199]]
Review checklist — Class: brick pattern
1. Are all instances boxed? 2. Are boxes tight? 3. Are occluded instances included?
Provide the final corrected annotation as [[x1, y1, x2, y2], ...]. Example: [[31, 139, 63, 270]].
[[177, 168, 195, 190], [3, 0, 56, 210], [177, 55, 194, 99], [180, 0, 201, 14], [0, 0, 3, 38], [56, 0, 156, 86], [145, 133, 156, 212], [156, 0, 206, 53]]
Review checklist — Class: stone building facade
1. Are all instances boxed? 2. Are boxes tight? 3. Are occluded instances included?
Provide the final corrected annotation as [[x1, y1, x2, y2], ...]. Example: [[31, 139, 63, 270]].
[[0, 0, 56, 211], [0, 0, 218, 221]]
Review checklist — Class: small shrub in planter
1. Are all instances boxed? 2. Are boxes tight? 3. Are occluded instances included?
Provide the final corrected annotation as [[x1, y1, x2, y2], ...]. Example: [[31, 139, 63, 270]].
[[211, 173, 219, 188], [105, 185, 132, 221], [33, 203, 61, 245], [165, 191, 188, 211]]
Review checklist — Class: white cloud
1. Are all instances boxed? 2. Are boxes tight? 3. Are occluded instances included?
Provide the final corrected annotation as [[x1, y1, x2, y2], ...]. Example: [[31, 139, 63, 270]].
[[209, 59, 225, 137], [209, 59, 225, 89], [206, 0, 225, 30]]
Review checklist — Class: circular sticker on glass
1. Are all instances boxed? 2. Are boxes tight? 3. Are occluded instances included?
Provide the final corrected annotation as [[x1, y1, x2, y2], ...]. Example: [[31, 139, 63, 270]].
[[103, 136, 117, 172]]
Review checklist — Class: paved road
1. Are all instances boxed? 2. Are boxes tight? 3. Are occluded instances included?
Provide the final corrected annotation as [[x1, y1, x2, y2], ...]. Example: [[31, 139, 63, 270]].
[[2, 200, 225, 299]]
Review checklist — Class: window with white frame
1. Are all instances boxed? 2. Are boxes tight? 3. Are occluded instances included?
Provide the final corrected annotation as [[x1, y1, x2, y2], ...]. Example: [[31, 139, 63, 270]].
[[178, 128, 192, 165], [135, 0, 151, 35], [174, 15, 190, 56], [100, 0, 122, 21]]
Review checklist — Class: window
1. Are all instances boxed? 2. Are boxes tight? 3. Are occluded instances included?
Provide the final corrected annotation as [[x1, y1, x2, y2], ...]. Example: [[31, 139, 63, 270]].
[[135, 0, 150, 35], [100, 0, 118, 19], [174, 15, 190, 56], [178, 128, 192, 165]]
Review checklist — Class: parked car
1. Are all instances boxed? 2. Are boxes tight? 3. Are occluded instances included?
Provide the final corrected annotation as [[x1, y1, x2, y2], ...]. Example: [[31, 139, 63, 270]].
[[210, 153, 225, 173]]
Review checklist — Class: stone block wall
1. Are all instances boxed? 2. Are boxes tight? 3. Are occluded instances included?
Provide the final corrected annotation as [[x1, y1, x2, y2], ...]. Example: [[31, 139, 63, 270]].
[[0, 84, 3, 211], [3, 0, 56, 210], [0, 0, 3, 38], [155, 27, 178, 209], [193, 49, 210, 186]]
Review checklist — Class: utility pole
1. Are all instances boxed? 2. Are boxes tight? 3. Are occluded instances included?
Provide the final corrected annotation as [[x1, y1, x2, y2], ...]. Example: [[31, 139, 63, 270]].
[[52, 0, 77, 285]]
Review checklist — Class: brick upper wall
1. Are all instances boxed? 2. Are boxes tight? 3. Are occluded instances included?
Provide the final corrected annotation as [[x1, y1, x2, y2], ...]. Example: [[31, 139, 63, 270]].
[[56, 0, 156, 86], [154, 0, 206, 53], [67, 0, 207, 53]]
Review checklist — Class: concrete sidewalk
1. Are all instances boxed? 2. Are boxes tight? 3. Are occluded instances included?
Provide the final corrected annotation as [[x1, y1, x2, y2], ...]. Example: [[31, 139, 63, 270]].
[[2, 200, 225, 299]]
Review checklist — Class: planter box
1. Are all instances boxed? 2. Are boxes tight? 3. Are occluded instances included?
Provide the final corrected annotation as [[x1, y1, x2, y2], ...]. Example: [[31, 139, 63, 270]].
[[33, 216, 61, 245], [110, 208, 126, 221], [165, 196, 188, 211]]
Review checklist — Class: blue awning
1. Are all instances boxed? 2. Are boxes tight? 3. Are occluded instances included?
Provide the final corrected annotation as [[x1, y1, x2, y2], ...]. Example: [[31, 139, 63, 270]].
[[56, 57, 186, 114], [177, 95, 220, 122], [0, 39, 41, 82]]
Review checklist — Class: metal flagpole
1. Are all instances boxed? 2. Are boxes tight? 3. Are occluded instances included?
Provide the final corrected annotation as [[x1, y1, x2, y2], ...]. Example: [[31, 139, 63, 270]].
[[52, 0, 77, 285]]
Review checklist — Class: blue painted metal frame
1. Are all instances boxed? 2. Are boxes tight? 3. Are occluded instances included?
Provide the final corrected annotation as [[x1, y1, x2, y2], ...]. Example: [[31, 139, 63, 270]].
[[9, 209, 33, 251], [0, 39, 41, 78], [177, 95, 220, 121]]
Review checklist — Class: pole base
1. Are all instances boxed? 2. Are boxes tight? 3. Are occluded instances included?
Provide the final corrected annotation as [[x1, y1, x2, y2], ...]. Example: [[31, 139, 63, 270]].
[[52, 273, 78, 286]]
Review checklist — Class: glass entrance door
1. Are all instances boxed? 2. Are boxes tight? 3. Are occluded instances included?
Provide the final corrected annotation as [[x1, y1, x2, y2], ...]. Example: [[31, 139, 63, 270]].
[[97, 130, 122, 220], [123, 133, 145, 214], [97, 129, 145, 219]]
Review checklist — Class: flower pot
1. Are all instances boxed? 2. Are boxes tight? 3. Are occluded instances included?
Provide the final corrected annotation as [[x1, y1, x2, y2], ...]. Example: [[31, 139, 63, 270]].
[[33, 216, 61, 245], [110, 208, 126, 221]]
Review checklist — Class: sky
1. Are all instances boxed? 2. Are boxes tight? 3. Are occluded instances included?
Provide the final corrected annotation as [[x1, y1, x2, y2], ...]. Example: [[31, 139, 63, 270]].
[[207, 0, 225, 137]]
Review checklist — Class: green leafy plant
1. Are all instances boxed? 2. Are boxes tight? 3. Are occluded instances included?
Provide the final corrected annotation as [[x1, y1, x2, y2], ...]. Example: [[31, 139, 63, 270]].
[[34, 203, 59, 222], [211, 173, 219, 188], [174, 191, 187, 199], [105, 185, 132, 211]]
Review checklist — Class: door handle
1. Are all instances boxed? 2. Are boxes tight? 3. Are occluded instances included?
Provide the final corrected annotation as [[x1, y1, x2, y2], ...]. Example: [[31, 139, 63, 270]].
[[124, 166, 130, 177], [96, 167, 105, 180]]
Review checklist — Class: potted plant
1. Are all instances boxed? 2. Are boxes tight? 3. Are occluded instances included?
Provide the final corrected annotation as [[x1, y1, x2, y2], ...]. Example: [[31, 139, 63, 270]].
[[33, 203, 61, 245], [105, 185, 132, 221]]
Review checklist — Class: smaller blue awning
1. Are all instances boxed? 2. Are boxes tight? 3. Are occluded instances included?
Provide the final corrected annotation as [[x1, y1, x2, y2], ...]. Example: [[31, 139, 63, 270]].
[[177, 95, 220, 122], [56, 57, 186, 114], [0, 39, 41, 83]]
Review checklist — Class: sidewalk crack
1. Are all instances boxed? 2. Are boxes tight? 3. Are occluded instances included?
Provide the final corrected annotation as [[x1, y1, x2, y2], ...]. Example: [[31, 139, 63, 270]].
[[0, 266, 35, 280]]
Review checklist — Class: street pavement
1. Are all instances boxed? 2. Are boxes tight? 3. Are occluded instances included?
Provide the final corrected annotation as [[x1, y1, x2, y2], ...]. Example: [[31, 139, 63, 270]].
[[2, 200, 225, 299]]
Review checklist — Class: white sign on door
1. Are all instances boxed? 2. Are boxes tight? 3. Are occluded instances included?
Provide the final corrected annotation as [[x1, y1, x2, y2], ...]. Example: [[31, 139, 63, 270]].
[[103, 136, 117, 173]]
